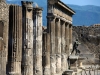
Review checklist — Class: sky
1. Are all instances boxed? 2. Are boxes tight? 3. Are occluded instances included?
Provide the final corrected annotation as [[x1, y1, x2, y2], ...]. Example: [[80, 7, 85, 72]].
[[61, 0, 100, 6], [6, 0, 100, 6]]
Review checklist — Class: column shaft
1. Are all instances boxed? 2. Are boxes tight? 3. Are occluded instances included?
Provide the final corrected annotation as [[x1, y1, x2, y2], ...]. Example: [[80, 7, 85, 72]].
[[61, 21, 66, 72], [33, 9, 42, 75], [8, 5, 22, 75], [43, 33, 50, 75], [22, 2, 33, 75], [65, 23, 69, 70], [48, 17, 56, 75], [69, 25, 72, 54], [65, 23, 69, 55], [55, 19, 61, 75]]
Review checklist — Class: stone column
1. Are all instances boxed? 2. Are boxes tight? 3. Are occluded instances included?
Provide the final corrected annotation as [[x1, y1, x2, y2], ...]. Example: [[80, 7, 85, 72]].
[[43, 33, 51, 75], [61, 21, 66, 73], [65, 23, 69, 69], [33, 8, 43, 75], [55, 18, 61, 75], [69, 24, 72, 54], [47, 16, 56, 75], [21, 1, 33, 75], [8, 5, 22, 75]]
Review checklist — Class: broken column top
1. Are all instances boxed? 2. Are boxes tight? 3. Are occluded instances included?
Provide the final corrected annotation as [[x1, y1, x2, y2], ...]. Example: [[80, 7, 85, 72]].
[[21, 1, 33, 8]]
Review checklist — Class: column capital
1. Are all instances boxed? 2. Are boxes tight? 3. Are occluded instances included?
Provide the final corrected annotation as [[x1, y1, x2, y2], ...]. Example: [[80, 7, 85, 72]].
[[47, 16, 56, 21], [55, 18, 60, 22]]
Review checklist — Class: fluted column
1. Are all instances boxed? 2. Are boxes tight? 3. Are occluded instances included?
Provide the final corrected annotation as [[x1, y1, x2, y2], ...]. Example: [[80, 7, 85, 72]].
[[33, 9, 43, 75], [65, 23, 69, 70], [8, 5, 22, 75], [69, 24, 72, 54], [43, 33, 50, 75], [47, 16, 56, 75], [61, 21, 66, 73], [21, 1, 33, 75], [55, 18, 61, 75]]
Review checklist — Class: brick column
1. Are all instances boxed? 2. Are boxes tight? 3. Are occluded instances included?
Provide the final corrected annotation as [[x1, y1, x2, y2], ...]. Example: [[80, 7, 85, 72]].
[[21, 1, 33, 75], [69, 24, 72, 54], [43, 33, 51, 75], [55, 18, 61, 75], [61, 21, 66, 72], [47, 16, 56, 75], [8, 5, 22, 75], [65, 23, 69, 70]]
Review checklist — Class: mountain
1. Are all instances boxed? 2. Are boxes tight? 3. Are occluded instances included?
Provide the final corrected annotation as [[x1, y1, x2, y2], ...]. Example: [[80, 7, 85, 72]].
[[6, 0, 100, 26], [67, 4, 100, 26]]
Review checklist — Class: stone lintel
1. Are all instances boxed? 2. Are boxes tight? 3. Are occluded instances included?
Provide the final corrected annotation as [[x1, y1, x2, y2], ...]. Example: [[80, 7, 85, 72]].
[[54, 14, 72, 24], [57, 1, 75, 15], [47, 15, 72, 25]]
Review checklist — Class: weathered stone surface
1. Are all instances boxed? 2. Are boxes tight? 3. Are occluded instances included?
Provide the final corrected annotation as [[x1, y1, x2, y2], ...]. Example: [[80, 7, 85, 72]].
[[7, 5, 22, 75], [21, 1, 33, 75], [33, 7, 43, 75]]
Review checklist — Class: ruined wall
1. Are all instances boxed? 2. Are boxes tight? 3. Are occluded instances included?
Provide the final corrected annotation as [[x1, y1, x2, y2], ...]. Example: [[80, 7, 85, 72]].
[[0, 1, 9, 75], [73, 25, 100, 58], [0, 0, 9, 62]]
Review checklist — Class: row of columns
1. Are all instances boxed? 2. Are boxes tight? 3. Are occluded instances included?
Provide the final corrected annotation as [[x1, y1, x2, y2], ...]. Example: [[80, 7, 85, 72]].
[[8, 5, 22, 75], [43, 16, 72, 75]]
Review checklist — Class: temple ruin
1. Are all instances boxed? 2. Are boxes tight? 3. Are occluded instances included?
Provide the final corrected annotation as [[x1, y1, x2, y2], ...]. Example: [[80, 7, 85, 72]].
[[0, 0, 100, 75]]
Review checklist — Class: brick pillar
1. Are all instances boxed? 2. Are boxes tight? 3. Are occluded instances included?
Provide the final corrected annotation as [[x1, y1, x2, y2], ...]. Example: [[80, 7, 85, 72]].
[[69, 24, 72, 54], [8, 5, 22, 75], [55, 18, 61, 75], [47, 16, 56, 75], [61, 21, 66, 72], [43, 33, 50, 75], [65, 23, 69, 70], [33, 8, 43, 75], [21, 1, 33, 75]]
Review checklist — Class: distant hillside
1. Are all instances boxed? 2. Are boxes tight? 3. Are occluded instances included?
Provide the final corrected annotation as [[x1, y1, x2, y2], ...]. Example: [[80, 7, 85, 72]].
[[6, 0, 100, 26], [67, 4, 100, 26]]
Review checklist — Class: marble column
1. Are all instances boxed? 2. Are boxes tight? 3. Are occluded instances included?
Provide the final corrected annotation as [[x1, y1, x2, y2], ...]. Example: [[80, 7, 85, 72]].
[[69, 24, 72, 54], [61, 21, 66, 73], [33, 8, 43, 75], [21, 1, 33, 75], [43, 33, 51, 75], [8, 5, 22, 75], [47, 16, 56, 75], [55, 18, 61, 75], [65, 23, 69, 70]]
